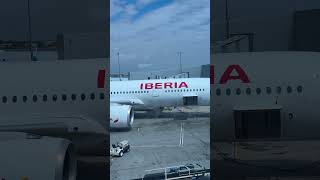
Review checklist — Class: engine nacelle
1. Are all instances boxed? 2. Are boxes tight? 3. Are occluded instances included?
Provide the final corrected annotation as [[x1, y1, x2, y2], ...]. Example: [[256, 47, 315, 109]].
[[110, 105, 134, 129], [0, 132, 76, 180]]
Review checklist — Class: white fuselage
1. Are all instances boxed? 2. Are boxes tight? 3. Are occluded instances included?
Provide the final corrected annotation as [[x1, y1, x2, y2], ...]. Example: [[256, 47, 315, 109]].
[[110, 78, 210, 109], [212, 51, 320, 140], [0, 59, 108, 155]]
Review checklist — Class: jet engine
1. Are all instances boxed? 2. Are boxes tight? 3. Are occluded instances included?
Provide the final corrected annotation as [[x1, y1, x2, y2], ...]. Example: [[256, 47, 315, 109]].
[[0, 132, 76, 180], [110, 105, 134, 129]]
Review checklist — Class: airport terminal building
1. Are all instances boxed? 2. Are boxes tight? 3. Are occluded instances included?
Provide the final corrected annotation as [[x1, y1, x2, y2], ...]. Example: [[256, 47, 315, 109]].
[[112, 64, 210, 80]]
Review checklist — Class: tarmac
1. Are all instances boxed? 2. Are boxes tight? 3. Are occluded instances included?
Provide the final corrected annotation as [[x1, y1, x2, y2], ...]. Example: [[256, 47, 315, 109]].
[[110, 106, 210, 180], [213, 140, 320, 179]]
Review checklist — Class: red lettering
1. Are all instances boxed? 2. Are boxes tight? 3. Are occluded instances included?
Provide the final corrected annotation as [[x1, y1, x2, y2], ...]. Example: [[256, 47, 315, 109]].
[[155, 83, 162, 89], [178, 82, 188, 88], [139, 82, 190, 89], [164, 82, 173, 89], [97, 69, 105, 88], [219, 65, 250, 84], [210, 65, 214, 85], [145, 83, 153, 89]]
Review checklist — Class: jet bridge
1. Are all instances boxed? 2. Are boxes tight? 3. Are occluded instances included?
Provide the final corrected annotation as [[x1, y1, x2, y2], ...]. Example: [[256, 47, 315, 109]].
[[132, 164, 210, 180]]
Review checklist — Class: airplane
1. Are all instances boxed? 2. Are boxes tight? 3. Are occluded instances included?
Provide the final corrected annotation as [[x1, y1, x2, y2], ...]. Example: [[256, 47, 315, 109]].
[[0, 59, 108, 180], [211, 51, 320, 140], [110, 78, 210, 129]]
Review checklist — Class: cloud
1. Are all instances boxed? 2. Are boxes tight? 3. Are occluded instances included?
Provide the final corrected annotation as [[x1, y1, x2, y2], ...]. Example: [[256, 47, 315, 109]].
[[137, 0, 158, 7], [138, 63, 153, 69], [111, 0, 210, 73]]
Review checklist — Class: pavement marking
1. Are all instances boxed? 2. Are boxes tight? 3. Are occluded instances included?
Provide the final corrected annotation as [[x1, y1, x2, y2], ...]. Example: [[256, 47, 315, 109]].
[[131, 145, 181, 148], [179, 122, 184, 147]]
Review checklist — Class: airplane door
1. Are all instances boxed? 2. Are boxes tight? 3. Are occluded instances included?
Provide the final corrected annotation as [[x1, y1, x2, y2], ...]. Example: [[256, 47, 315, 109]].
[[183, 96, 198, 106], [234, 109, 281, 139]]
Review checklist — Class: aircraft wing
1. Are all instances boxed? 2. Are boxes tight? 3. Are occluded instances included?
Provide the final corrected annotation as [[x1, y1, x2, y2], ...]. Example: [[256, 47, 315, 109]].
[[110, 97, 144, 106], [0, 115, 107, 136]]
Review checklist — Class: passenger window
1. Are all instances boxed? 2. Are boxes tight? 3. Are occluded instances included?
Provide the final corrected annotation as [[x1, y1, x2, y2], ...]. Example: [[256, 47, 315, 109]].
[[100, 93, 105, 100], [236, 88, 241, 95], [216, 88, 221, 96], [43, 95, 47, 102], [81, 94, 86, 100], [33, 95, 38, 102], [2, 96, 7, 103], [256, 88, 261, 95], [266, 87, 272, 94], [287, 86, 292, 93], [226, 88, 231, 96], [62, 94, 67, 101], [71, 94, 76, 101], [246, 88, 251, 95], [90, 93, 95, 100], [297, 85, 303, 93], [12, 96, 17, 103], [52, 94, 57, 101], [22, 96, 27, 102], [276, 86, 281, 94]]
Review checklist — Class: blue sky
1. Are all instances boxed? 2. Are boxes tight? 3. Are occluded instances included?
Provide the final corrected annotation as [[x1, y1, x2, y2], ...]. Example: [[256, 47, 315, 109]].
[[110, 0, 210, 73]]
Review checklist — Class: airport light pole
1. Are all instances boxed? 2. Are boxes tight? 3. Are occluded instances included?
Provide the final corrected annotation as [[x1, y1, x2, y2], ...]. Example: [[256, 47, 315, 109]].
[[225, 0, 230, 39], [117, 52, 121, 81], [27, 0, 34, 61], [178, 51, 183, 74]]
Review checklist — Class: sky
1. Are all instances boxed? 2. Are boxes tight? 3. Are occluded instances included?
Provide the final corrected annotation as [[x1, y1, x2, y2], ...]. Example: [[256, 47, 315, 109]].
[[110, 0, 210, 73]]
